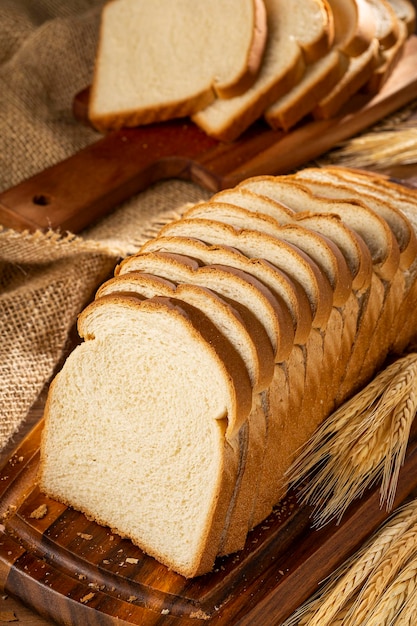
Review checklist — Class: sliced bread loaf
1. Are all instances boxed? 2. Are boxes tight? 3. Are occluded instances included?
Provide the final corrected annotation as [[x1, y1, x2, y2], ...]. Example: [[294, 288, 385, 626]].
[[40, 166, 417, 579]]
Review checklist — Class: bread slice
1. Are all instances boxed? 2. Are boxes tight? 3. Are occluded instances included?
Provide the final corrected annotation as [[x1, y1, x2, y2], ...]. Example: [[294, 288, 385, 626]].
[[367, 0, 402, 51], [330, 0, 377, 57], [264, 0, 376, 131], [366, 13, 408, 93], [387, 0, 416, 35], [39, 294, 254, 578], [191, 0, 333, 141], [265, 49, 348, 131], [312, 37, 380, 119], [88, 0, 268, 132], [97, 272, 274, 393]]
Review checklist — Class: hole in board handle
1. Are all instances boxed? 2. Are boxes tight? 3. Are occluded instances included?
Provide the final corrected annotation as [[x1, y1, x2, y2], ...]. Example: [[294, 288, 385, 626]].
[[32, 194, 51, 206]]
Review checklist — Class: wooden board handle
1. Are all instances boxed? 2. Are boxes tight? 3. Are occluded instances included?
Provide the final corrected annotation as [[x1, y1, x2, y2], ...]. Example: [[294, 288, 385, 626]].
[[0, 121, 221, 233]]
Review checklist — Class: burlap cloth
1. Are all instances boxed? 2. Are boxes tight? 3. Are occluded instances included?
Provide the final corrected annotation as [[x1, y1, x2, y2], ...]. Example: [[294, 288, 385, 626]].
[[0, 0, 212, 451]]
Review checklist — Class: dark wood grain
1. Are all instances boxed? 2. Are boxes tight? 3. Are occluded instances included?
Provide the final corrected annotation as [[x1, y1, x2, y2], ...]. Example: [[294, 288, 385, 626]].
[[1, 36, 417, 234]]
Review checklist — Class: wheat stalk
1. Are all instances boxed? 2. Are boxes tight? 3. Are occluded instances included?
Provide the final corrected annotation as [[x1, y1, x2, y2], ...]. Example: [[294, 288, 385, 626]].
[[363, 555, 417, 626], [282, 498, 417, 626], [344, 521, 417, 624], [392, 584, 417, 625], [331, 129, 417, 169], [287, 354, 417, 526], [324, 100, 417, 169]]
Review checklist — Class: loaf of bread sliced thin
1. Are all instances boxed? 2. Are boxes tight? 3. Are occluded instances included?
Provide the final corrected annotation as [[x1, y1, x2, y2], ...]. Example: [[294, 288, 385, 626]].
[[89, 0, 268, 131], [191, 0, 333, 141], [40, 167, 417, 579]]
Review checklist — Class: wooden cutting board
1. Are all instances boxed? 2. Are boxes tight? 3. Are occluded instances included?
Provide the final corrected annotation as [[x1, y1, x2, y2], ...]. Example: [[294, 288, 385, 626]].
[[2, 385, 417, 626], [1, 36, 417, 234]]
